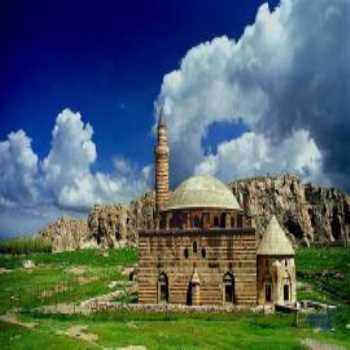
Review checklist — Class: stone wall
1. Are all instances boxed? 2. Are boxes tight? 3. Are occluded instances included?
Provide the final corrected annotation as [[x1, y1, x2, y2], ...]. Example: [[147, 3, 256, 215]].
[[85, 301, 254, 314], [257, 256, 296, 305], [138, 228, 257, 306]]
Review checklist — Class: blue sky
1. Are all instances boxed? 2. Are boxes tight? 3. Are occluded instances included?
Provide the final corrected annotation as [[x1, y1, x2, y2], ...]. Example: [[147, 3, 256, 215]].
[[0, 0, 348, 236], [0, 0, 276, 171]]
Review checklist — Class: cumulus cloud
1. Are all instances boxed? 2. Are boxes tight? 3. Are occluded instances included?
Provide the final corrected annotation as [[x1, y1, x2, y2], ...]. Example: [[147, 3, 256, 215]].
[[40, 109, 151, 211], [195, 129, 326, 184], [0, 130, 38, 206], [0, 109, 151, 236], [157, 0, 350, 188]]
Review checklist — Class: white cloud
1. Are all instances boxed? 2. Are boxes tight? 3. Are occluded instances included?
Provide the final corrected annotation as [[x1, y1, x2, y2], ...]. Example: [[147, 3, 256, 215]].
[[195, 129, 326, 185], [0, 109, 151, 236], [39, 109, 151, 211], [157, 0, 350, 188], [0, 130, 38, 205], [42, 109, 97, 209]]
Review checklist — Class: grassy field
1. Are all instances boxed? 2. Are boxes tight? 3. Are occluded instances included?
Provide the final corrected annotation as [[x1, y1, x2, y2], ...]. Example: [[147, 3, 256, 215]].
[[0, 246, 349, 349]]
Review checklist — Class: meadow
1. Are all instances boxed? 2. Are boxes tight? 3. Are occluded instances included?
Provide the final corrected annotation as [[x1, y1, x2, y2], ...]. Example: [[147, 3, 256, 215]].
[[0, 244, 349, 349]]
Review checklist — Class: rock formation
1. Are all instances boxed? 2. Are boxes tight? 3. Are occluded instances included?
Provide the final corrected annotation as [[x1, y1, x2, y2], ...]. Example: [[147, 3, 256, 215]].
[[230, 175, 350, 244], [86, 192, 155, 249], [39, 175, 350, 251], [38, 192, 155, 252], [38, 216, 89, 252]]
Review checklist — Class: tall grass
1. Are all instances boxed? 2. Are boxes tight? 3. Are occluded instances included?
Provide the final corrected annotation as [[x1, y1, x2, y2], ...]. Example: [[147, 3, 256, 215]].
[[0, 237, 52, 255]]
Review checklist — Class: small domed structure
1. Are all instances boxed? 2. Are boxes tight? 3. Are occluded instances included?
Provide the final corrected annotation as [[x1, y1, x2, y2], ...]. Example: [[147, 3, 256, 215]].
[[257, 216, 296, 306], [257, 215, 295, 256], [166, 175, 240, 210]]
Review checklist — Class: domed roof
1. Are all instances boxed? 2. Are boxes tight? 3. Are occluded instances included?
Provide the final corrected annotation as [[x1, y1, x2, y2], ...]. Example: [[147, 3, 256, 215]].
[[165, 175, 241, 210], [257, 216, 295, 256]]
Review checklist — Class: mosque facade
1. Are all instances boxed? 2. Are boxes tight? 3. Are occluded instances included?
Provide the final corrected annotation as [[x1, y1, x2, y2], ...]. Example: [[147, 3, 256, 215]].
[[138, 112, 296, 307]]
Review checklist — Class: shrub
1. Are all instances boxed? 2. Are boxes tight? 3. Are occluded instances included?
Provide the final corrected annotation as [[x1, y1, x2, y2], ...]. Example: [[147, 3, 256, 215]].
[[0, 237, 52, 255]]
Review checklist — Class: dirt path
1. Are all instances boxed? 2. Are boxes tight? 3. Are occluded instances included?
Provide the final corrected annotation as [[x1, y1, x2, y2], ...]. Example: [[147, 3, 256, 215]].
[[116, 346, 147, 350], [57, 324, 99, 344], [36, 289, 125, 315], [302, 339, 345, 350], [0, 311, 37, 329]]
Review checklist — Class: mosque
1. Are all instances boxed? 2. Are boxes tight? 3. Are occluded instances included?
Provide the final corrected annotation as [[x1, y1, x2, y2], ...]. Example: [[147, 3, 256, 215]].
[[138, 111, 296, 307]]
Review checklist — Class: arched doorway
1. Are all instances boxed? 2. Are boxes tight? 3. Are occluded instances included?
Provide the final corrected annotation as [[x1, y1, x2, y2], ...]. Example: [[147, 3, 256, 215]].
[[158, 273, 169, 303], [186, 283, 192, 305], [283, 284, 290, 302], [186, 281, 200, 306], [223, 273, 235, 304]]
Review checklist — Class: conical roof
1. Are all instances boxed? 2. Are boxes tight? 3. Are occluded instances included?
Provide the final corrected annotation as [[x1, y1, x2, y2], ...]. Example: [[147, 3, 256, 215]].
[[257, 216, 295, 256]]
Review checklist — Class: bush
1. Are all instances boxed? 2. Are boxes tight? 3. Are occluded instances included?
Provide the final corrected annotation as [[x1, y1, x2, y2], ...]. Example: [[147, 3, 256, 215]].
[[0, 237, 52, 255]]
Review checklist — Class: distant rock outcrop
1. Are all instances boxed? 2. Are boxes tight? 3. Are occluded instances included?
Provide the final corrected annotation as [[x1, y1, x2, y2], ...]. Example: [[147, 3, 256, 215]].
[[38, 192, 155, 252], [86, 192, 155, 249], [230, 175, 350, 244], [38, 216, 89, 252], [39, 175, 350, 251]]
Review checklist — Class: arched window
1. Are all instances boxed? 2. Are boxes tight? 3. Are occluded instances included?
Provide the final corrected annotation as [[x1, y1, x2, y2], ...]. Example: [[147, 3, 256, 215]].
[[202, 212, 209, 227], [201, 248, 206, 258], [158, 273, 169, 303], [193, 216, 201, 228], [237, 214, 243, 227], [223, 273, 235, 304], [220, 213, 226, 228], [184, 248, 189, 259], [186, 283, 192, 305], [265, 283, 272, 302], [214, 216, 219, 227], [169, 215, 177, 228], [284, 284, 289, 302], [193, 241, 198, 254]]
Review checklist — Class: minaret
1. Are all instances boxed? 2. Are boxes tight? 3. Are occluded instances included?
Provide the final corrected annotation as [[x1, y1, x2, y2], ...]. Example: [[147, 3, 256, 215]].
[[155, 107, 170, 213]]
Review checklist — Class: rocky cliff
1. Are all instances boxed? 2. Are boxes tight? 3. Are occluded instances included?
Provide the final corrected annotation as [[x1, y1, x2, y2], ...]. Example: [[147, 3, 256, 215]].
[[39, 192, 155, 252], [38, 216, 89, 252], [87, 191, 155, 249], [230, 175, 350, 245], [39, 175, 350, 251]]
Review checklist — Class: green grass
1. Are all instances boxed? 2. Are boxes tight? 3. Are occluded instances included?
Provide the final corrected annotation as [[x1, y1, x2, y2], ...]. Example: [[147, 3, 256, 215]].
[[0, 246, 137, 269], [0, 320, 92, 350], [3, 310, 349, 350], [296, 247, 350, 334], [0, 237, 52, 255], [296, 247, 350, 303], [0, 248, 138, 313], [0, 246, 349, 349]]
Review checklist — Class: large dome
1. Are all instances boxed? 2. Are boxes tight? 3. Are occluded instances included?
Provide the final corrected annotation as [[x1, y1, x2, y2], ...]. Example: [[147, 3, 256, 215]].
[[165, 175, 241, 210]]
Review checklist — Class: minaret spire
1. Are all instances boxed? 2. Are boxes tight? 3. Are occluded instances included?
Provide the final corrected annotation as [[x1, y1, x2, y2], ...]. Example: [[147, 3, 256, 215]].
[[155, 105, 170, 213]]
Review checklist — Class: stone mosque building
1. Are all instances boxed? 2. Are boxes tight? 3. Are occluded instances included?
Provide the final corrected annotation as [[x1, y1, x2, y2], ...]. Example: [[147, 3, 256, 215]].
[[138, 111, 296, 307]]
